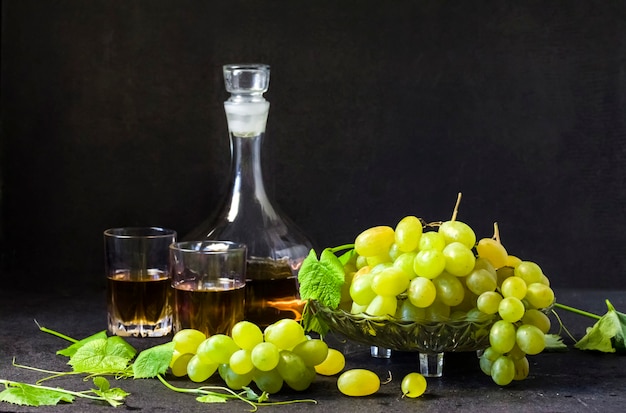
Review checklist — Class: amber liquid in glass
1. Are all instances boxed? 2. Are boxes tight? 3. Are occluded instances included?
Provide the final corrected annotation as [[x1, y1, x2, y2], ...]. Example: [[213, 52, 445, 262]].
[[173, 279, 245, 336], [107, 270, 170, 325]]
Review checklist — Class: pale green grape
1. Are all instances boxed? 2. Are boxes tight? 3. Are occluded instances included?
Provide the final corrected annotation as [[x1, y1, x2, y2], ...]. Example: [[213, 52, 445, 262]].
[[366, 254, 392, 267], [196, 334, 239, 364], [496, 266, 515, 287], [355, 226, 396, 257], [349, 272, 377, 305], [218, 363, 254, 390], [514, 261, 544, 285], [350, 301, 368, 314], [231, 321, 264, 350], [314, 348, 345, 376], [337, 369, 380, 396], [500, 276, 527, 300], [250, 342, 280, 371], [356, 255, 368, 269], [442, 242, 476, 277], [400, 372, 427, 398], [395, 299, 427, 321], [477, 291, 503, 315], [507, 343, 526, 360], [253, 368, 284, 394], [366, 294, 397, 316], [466, 268, 497, 295], [521, 309, 551, 333], [419, 231, 446, 251], [292, 339, 329, 367], [395, 215, 423, 252], [413, 249, 446, 279], [473, 256, 497, 278], [513, 356, 530, 381], [491, 355, 515, 386], [187, 354, 218, 382], [169, 350, 194, 377], [476, 238, 508, 269], [264, 319, 306, 350], [438, 220, 476, 249], [525, 283, 555, 309], [498, 296, 525, 323], [407, 276, 436, 308], [371, 267, 410, 297], [489, 320, 517, 354], [516, 324, 546, 355], [172, 329, 206, 354], [277, 350, 315, 391], [433, 272, 465, 307], [506, 255, 522, 268], [393, 252, 418, 279], [229, 349, 254, 375], [479, 346, 501, 376], [424, 299, 450, 322]]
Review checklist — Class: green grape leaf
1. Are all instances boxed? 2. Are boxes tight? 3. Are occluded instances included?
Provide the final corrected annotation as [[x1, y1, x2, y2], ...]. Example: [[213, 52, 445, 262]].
[[298, 248, 345, 308], [68, 336, 136, 373], [0, 382, 74, 406], [92, 377, 130, 407], [544, 334, 568, 352], [575, 300, 626, 353], [56, 330, 108, 357], [132, 342, 175, 379], [197, 394, 228, 403]]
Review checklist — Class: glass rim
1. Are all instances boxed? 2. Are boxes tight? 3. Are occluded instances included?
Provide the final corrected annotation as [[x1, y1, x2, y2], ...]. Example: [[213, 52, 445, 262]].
[[104, 227, 177, 239], [170, 240, 247, 254], [223, 63, 270, 71]]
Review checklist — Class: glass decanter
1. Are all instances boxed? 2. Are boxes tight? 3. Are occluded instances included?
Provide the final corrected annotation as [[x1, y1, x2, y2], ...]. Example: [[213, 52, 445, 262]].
[[185, 63, 314, 328]]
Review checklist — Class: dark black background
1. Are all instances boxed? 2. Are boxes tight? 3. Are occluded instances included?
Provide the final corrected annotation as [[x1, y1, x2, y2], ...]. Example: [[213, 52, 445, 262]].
[[1, 0, 625, 291]]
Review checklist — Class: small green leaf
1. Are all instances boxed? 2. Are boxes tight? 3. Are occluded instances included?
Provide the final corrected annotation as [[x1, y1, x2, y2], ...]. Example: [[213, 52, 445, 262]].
[[93, 376, 110, 392], [575, 300, 626, 353], [197, 394, 228, 403], [0, 382, 74, 406], [69, 337, 136, 373], [132, 342, 175, 379], [544, 334, 568, 352], [298, 248, 345, 308], [92, 377, 130, 408], [56, 330, 108, 357]]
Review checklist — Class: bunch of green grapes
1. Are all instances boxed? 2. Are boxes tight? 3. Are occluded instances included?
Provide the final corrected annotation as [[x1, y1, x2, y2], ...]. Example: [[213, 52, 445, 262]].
[[345, 214, 555, 386], [168, 319, 344, 393]]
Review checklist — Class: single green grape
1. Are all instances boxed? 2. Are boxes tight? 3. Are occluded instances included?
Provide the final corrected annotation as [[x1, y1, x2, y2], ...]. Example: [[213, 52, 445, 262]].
[[438, 220, 476, 249], [477, 291, 503, 315], [172, 329, 206, 354], [229, 349, 254, 375], [371, 267, 410, 297], [264, 318, 306, 350], [466, 268, 497, 295], [250, 342, 280, 371], [366, 294, 397, 316], [169, 350, 194, 377], [337, 369, 380, 396], [525, 283, 555, 309], [413, 249, 446, 279], [355, 226, 396, 257], [433, 272, 465, 307], [187, 354, 218, 382], [350, 272, 377, 306], [196, 334, 239, 365], [401, 372, 427, 398], [442, 242, 476, 277], [231, 321, 264, 350], [218, 363, 254, 390], [516, 324, 546, 355], [253, 368, 284, 394], [514, 261, 544, 285], [277, 350, 315, 391], [513, 356, 530, 381], [489, 320, 517, 354], [395, 215, 423, 252], [498, 296, 525, 323], [366, 253, 392, 267], [393, 252, 418, 279], [395, 299, 427, 321], [314, 348, 345, 376], [291, 339, 329, 367], [491, 355, 515, 386], [500, 276, 527, 300], [479, 346, 501, 376], [407, 276, 436, 308], [424, 299, 450, 322], [476, 238, 508, 269], [521, 309, 551, 333], [419, 231, 446, 251]]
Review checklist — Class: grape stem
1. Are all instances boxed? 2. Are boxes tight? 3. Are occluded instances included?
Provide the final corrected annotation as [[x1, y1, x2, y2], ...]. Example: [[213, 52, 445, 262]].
[[328, 244, 354, 253], [553, 303, 601, 320], [492, 222, 501, 243], [451, 192, 462, 222]]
